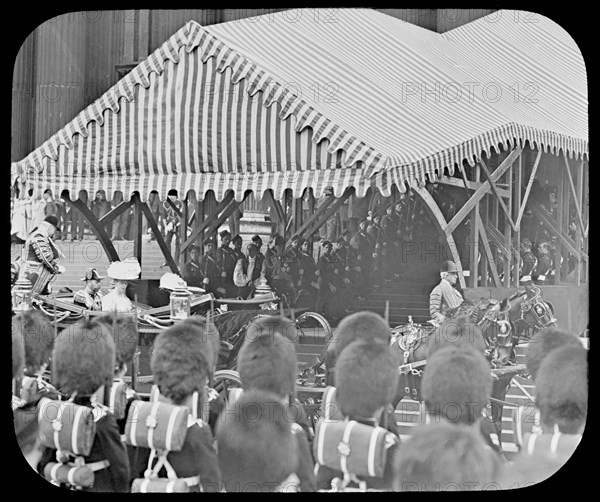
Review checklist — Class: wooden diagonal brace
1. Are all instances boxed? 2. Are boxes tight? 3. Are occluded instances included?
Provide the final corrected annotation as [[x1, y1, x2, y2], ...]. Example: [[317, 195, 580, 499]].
[[290, 191, 338, 241], [99, 199, 134, 225], [166, 198, 183, 219], [477, 218, 501, 287], [445, 146, 522, 235], [303, 187, 354, 238], [138, 200, 180, 275], [563, 154, 587, 239], [515, 149, 542, 229], [62, 194, 120, 262], [531, 203, 588, 262], [181, 192, 235, 252], [479, 159, 518, 232], [204, 193, 250, 237]]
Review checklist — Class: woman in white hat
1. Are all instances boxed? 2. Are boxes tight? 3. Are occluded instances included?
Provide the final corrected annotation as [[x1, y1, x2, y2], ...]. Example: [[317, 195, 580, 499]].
[[101, 259, 141, 313]]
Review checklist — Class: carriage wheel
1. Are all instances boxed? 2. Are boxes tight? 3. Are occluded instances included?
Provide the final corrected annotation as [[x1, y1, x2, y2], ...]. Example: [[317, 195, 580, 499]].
[[212, 369, 243, 404], [294, 312, 333, 345]]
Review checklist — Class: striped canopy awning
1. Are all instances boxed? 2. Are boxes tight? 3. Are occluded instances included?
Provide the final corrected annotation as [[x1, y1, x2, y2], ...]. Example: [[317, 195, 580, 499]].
[[12, 9, 587, 201]]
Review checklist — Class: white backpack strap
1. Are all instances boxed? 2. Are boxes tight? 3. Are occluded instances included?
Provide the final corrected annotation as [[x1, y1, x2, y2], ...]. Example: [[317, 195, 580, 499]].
[[550, 424, 562, 456], [339, 420, 357, 476], [526, 433, 538, 456], [366, 427, 384, 478], [109, 382, 120, 415], [323, 387, 336, 420]]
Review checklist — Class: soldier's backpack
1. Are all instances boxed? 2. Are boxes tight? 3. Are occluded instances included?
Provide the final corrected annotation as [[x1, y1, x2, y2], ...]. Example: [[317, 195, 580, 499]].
[[313, 417, 398, 492], [149, 385, 209, 422], [319, 386, 396, 432], [522, 426, 582, 461], [125, 399, 200, 492], [511, 404, 542, 451], [38, 398, 109, 489]]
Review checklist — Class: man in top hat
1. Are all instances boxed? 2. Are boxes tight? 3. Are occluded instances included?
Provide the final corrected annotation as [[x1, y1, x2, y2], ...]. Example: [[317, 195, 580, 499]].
[[74, 267, 105, 311], [199, 236, 222, 296], [217, 230, 237, 297], [429, 260, 464, 323], [19, 214, 63, 295], [182, 245, 204, 289]]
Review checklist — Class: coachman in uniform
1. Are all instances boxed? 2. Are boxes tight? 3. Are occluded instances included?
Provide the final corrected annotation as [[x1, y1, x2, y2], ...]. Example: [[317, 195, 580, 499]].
[[74, 267, 105, 311], [19, 214, 63, 294], [429, 260, 464, 323]]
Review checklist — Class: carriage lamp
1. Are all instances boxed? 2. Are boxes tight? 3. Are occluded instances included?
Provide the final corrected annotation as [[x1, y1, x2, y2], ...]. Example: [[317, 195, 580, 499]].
[[12, 278, 33, 313], [169, 287, 192, 322]]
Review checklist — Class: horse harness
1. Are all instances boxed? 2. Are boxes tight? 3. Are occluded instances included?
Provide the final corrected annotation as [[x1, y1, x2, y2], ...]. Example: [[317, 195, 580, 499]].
[[394, 324, 430, 401], [518, 286, 556, 330]]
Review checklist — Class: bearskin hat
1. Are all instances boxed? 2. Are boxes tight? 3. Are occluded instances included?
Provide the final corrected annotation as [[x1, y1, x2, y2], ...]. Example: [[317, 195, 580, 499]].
[[392, 422, 500, 491], [535, 344, 588, 434], [422, 346, 492, 425], [13, 406, 39, 458], [52, 319, 115, 397], [335, 339, 398, 419], [13, 310, 55, 375], [525, 327, 581, 382], [216, 390, 297, 492], [427, 317, 486, 359], [151, 317, 218, 404], [94, 312, 139, 369], [238, 317, 298, 398], [333, 311, 391, 359], [12, 321, 25, 380]]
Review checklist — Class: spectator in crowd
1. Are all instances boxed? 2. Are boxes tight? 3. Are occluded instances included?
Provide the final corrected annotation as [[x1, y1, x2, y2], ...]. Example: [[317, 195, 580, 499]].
[[92, 190, 111, 237], [70, 189, 89, 241], [231, 234, 245, 263], [11, 186, 32, 244], [163, 191, 182, 264], [111, 191, 129, 240], [217, 230, 237, 297], [182, 245, 204, 288], [392, 422, 501, 491], [217, 391, 302, 492], [199, 236, 222, 296], [233, 242, 262, 299], [31, 193, 47, 231]]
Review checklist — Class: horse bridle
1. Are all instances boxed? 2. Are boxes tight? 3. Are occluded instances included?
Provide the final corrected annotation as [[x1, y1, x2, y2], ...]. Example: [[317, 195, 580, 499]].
[[519, 285, 557, 329]]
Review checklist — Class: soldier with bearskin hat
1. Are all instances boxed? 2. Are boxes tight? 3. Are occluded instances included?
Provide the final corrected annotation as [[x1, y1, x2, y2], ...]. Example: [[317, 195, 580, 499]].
[[217, 390, 305, 492], [315, 339, 400, 490], [38, 319, 131, 491], [525, 327, 582, 383], [132, 317, 221, 491], [500, 344, 587, 487], [14, 309, 61, 405], [237, 316, 317, 491]]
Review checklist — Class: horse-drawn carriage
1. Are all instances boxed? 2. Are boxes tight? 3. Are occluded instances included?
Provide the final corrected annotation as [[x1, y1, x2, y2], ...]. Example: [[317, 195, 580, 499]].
[[26, 281, 558, 456]]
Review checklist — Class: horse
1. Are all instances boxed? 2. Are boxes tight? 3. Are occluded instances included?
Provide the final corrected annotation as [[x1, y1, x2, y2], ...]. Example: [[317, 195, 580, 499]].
[[389, 285, 556, 455]]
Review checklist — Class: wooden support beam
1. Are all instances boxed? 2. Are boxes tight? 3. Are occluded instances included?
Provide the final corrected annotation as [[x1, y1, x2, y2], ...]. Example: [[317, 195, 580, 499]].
[[512, 154, 521, 288], [99, 199, 134, 226], [290, 191, 338, 241], [479, 159, 518, 232], [263, 190, 287, 236], [563, 154, 587, 239], [438, 175, 510, 198], [469, 165, 481, 288], [445, 146, 522, 235], [166, 198, 183, 220], [138, 200, 179, 275], [515, 149, 542, 228], [132, 195, 143, 269], [413, 185, 466, 290], [478, 215, 501, 287], [180, 195, 189, 269], [181, 192, 235, 252], [62, 194, 120, 262], [531, 203, 587, 262], [303, 188, 354, 239], [204, 193, 250, 237]]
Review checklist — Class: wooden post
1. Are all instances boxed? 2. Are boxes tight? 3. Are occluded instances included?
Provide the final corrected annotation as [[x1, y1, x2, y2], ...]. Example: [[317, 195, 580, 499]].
[[180, 194, 189, 270], [469, 165, 481, 288], [132, 195, 143, 270], [512, 152, 522, 288], [138, 201, 179, 275], [480, 198, 489, 287], [196, 196, 203, 255]]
